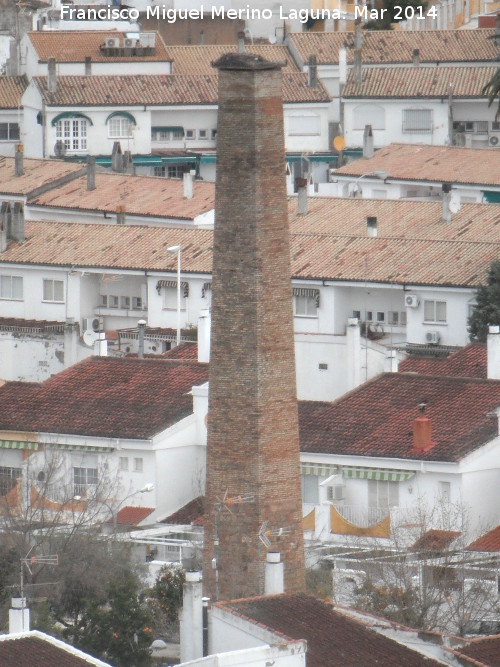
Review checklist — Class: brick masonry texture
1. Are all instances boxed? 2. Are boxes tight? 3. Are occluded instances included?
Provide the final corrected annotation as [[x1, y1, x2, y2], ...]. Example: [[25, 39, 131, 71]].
[[202, 55, 305, 601]]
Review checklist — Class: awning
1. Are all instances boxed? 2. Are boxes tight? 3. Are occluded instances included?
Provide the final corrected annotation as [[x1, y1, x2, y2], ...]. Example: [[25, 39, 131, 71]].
[[0, 440, 38, 450], [44, 443, 113, 453], [106, 111, 137, 125], [482, 191, 500, 203], [200, 154, 217, 164], [51, 112, 94, 127], [301, 462, 338, 477], [202, 282, 212, 298], [156, 279, 189, 296], [342, 467, 415, 482], [152, 126, 184, 133], [292, 287, 320, 307], [286, 153, 338, 164]]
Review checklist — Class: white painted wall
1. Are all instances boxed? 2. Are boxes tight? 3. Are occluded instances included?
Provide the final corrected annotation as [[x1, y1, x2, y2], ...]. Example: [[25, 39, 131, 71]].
[[284, 104, 330, 153], [0, 111, 23, 158]]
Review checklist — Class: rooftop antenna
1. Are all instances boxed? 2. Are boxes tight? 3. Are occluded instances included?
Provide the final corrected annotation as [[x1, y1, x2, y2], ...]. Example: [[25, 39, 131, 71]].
[[20, 548, 58, 631], [258, 521, 293, 549]]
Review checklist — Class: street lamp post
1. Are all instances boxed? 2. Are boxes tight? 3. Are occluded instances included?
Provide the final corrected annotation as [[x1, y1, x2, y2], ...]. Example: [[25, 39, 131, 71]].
[[168, 245, 182, 347], [74, 483, 154, 533]]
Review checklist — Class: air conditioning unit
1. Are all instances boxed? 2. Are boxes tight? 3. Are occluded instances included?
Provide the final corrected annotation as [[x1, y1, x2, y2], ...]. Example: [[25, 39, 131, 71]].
[[426, 330, 440, 344], [138, 32, 155, 48], [489, 135, 499, 147], [82, 316, 103, 332], [327, 485, 345, 502], [124, 38, 137, 48], [405, 294, 420, 308], [105, 37, 120, 48]]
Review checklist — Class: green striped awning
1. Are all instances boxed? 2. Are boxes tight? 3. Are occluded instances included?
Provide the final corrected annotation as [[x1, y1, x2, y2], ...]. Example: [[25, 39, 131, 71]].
[[342, 467, 415, 482], [43, 443, 113, 453], [0, 440, 38, 451], [301, 462, 338, 477]]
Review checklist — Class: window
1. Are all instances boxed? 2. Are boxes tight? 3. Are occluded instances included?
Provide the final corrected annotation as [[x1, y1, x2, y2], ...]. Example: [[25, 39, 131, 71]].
[[73, 466, 98, 496], [163, 287, 186, 311], [352, 310, 361, 319], [132, 296, 143, 310], [153, 165, 185, 178], [294, 294, 318, 317], [400, 311, 407, 326], [0, 275, 23, 300], [109, 295, 119, 309], [376, 311, 385, 323], [492, 121, 500, 132], [288, 114, 321, 136], [439, 481, 450, 503], [43, 279, 64, 302], [402, 109, 433, 134], [302, 474, 319, 504], [0, 466, 21, 496], [100, 294, 108, 307], [56, 118, 87, 151], [368, 479, 399, 508], [119, 457, 129, 471], [474, 121, 488, 134], [108, 117, 133, 139], [198, 129, 207, 139], [365, 310, 373, 322], [424, 300, 447, 323], [0, 122, 20, 141], [120, 296, 131, 309], [185, 129, 195, 140], [133, 457, 143, 473], [353, 104, 385, 130], [388, 311, 399, 325], [211, 129, 217, 140]]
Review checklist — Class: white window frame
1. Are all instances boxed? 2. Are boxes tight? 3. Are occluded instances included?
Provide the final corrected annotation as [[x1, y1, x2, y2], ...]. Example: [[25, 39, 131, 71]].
[[302, 474, 319, 504], [402, 109, 433, 134], [185, 129, 195, 140], [368, 479, 399, 508], [109, 295, 119, 309], [424, 300, 447, 324], [120, 295, 131, 310], [0, 122, 20, 141], [56, 118, 88, 151], [288, 114, 321, 137], [163, 287, 186, 311], [294, 294, 318, 318], [132, 296, 144, 310], [119, 457, 129, 471], [198, 129, 208, 140], [0, 275, 23, 300], [133, 457, 143, 473], [43, 278, 64, 303], [73, 466, 98, 497], [353, 104, 385, 130], [108, 116, 133, 139]]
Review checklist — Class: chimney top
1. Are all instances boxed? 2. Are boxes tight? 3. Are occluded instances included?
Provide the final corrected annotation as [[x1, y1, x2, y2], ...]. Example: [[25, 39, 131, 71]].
[[366, 216, 377, 237], [412, 48, 420, 66], [15, 143, 24, 177], [213, 53, 282, 71], [413, 404, 435, 452]]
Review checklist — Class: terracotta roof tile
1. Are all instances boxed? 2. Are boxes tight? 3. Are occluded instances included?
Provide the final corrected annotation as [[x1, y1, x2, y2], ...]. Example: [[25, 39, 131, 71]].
[[0, 76, 28, 109], [0, 156, 84, 196], [343, 65, 496, 98], [412, 529, 461, 551], [333, 143, 500, 188], [28, 30, 171, 63], [222, 593, 444, 667], [0, 356, 209, 439], [162, 496, 205, 525], [30, 173, 215, 220], [399, 345, 487, 379], [3, 207, 500, 287], [452, 635, 500, 666], [0, 633, 112, 666], [34, 72, 330, 106], [167, 44, 299, 74], [298, 373, 500, 462], [288, 28, 497, 65], [161, 342, 199, 359], [114, 505, 155, 525], [467, 525, 500, 552], [0, 317, 65, 333]]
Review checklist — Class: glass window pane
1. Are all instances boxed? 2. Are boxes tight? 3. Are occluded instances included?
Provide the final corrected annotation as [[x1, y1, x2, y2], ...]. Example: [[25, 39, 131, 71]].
[[43, 279, 52, 300], [54, 280, 64, 301], [12, 277, 22, 299], [424, 300, 434, 321], [436, 301, 446, 322]]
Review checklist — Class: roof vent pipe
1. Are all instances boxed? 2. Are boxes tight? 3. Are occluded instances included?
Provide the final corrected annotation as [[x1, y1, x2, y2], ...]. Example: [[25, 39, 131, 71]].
[[111, 141, 124, 173], [48, 57, 57, 94], [363, 125, 374, 159], [308, 54, 318, 87], [138, 319, 146, 358], [412, 49, 420, 66], [9, 598, 29, 634], [265, 552, 284, 595], [442, 183, 452, 223], [87, 155, 96, 191], [85, 56, 92, 75], [237, 31, 245, 53], [180, 572, 203, 663], [296, 177, 308, 215], [366, 216, 377, 237], [14, 143, 23, 177], [116, 205, 126, 225]]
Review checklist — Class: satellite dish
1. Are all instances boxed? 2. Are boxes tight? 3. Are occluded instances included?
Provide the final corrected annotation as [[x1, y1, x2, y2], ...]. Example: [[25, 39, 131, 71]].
[[449, 191, 461, 214], [333, 135, 346, 151], [54, 141, 67, 158], [83, 329, 98, 347]]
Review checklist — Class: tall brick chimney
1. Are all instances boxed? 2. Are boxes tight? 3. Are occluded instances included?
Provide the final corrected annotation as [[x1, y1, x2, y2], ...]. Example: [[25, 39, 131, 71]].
[[203, 53, 305, 601]]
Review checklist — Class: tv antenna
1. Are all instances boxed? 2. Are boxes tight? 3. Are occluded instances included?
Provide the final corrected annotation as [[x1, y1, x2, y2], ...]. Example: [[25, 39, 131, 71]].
[[258, 521, 293, 549], [18, 547, 58, 631]]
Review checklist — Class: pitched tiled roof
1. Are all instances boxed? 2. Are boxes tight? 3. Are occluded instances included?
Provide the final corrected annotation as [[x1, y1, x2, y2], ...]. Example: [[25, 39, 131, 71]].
[[0, 632, 113, 666], [0, 357, 209, 439], [333, 143, 500, 188], [467, 525, 500, 552], [30, 173, 215, 220], [27, 30, 171, 63], [2, 213, 500, 287], [298, 373, 500, 462], [167, 44, 299, 74], [0, 156, 84, 196], [450, 636, 500, 666], [161, 342, 199, 359], [0, 76, 28, 109], [343, 65, 496, 98], [222, 593, 444, 667], [288, 29, 497, 65], [114, 505, 155, 526], [162, 496, 205, 525], [412, 529, 461, 551], [0, 318, 65, 333], [34, 72, 330, 106], [399, 345, 487, 379]]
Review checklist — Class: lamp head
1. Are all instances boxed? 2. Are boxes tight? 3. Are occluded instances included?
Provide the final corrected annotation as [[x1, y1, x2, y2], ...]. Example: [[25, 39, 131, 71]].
[[168, 245, 181, 253]]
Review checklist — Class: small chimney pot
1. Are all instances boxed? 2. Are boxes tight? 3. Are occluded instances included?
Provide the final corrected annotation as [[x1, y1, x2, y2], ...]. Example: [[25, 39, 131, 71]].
[[363, 125, 374, 159], [87, 155, 96, 191], [366, 216, 378, 237], [413, 414, 434, 452], [296, 179, 308, 215], [237, 31, 245, 53], [85, 56, 92, 75], [308, 55, 318, 87], [116, 204, 126, 225], [14, 143, 24, 177], [412, 49, 420, 66], [48, 57, 57, 94]]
